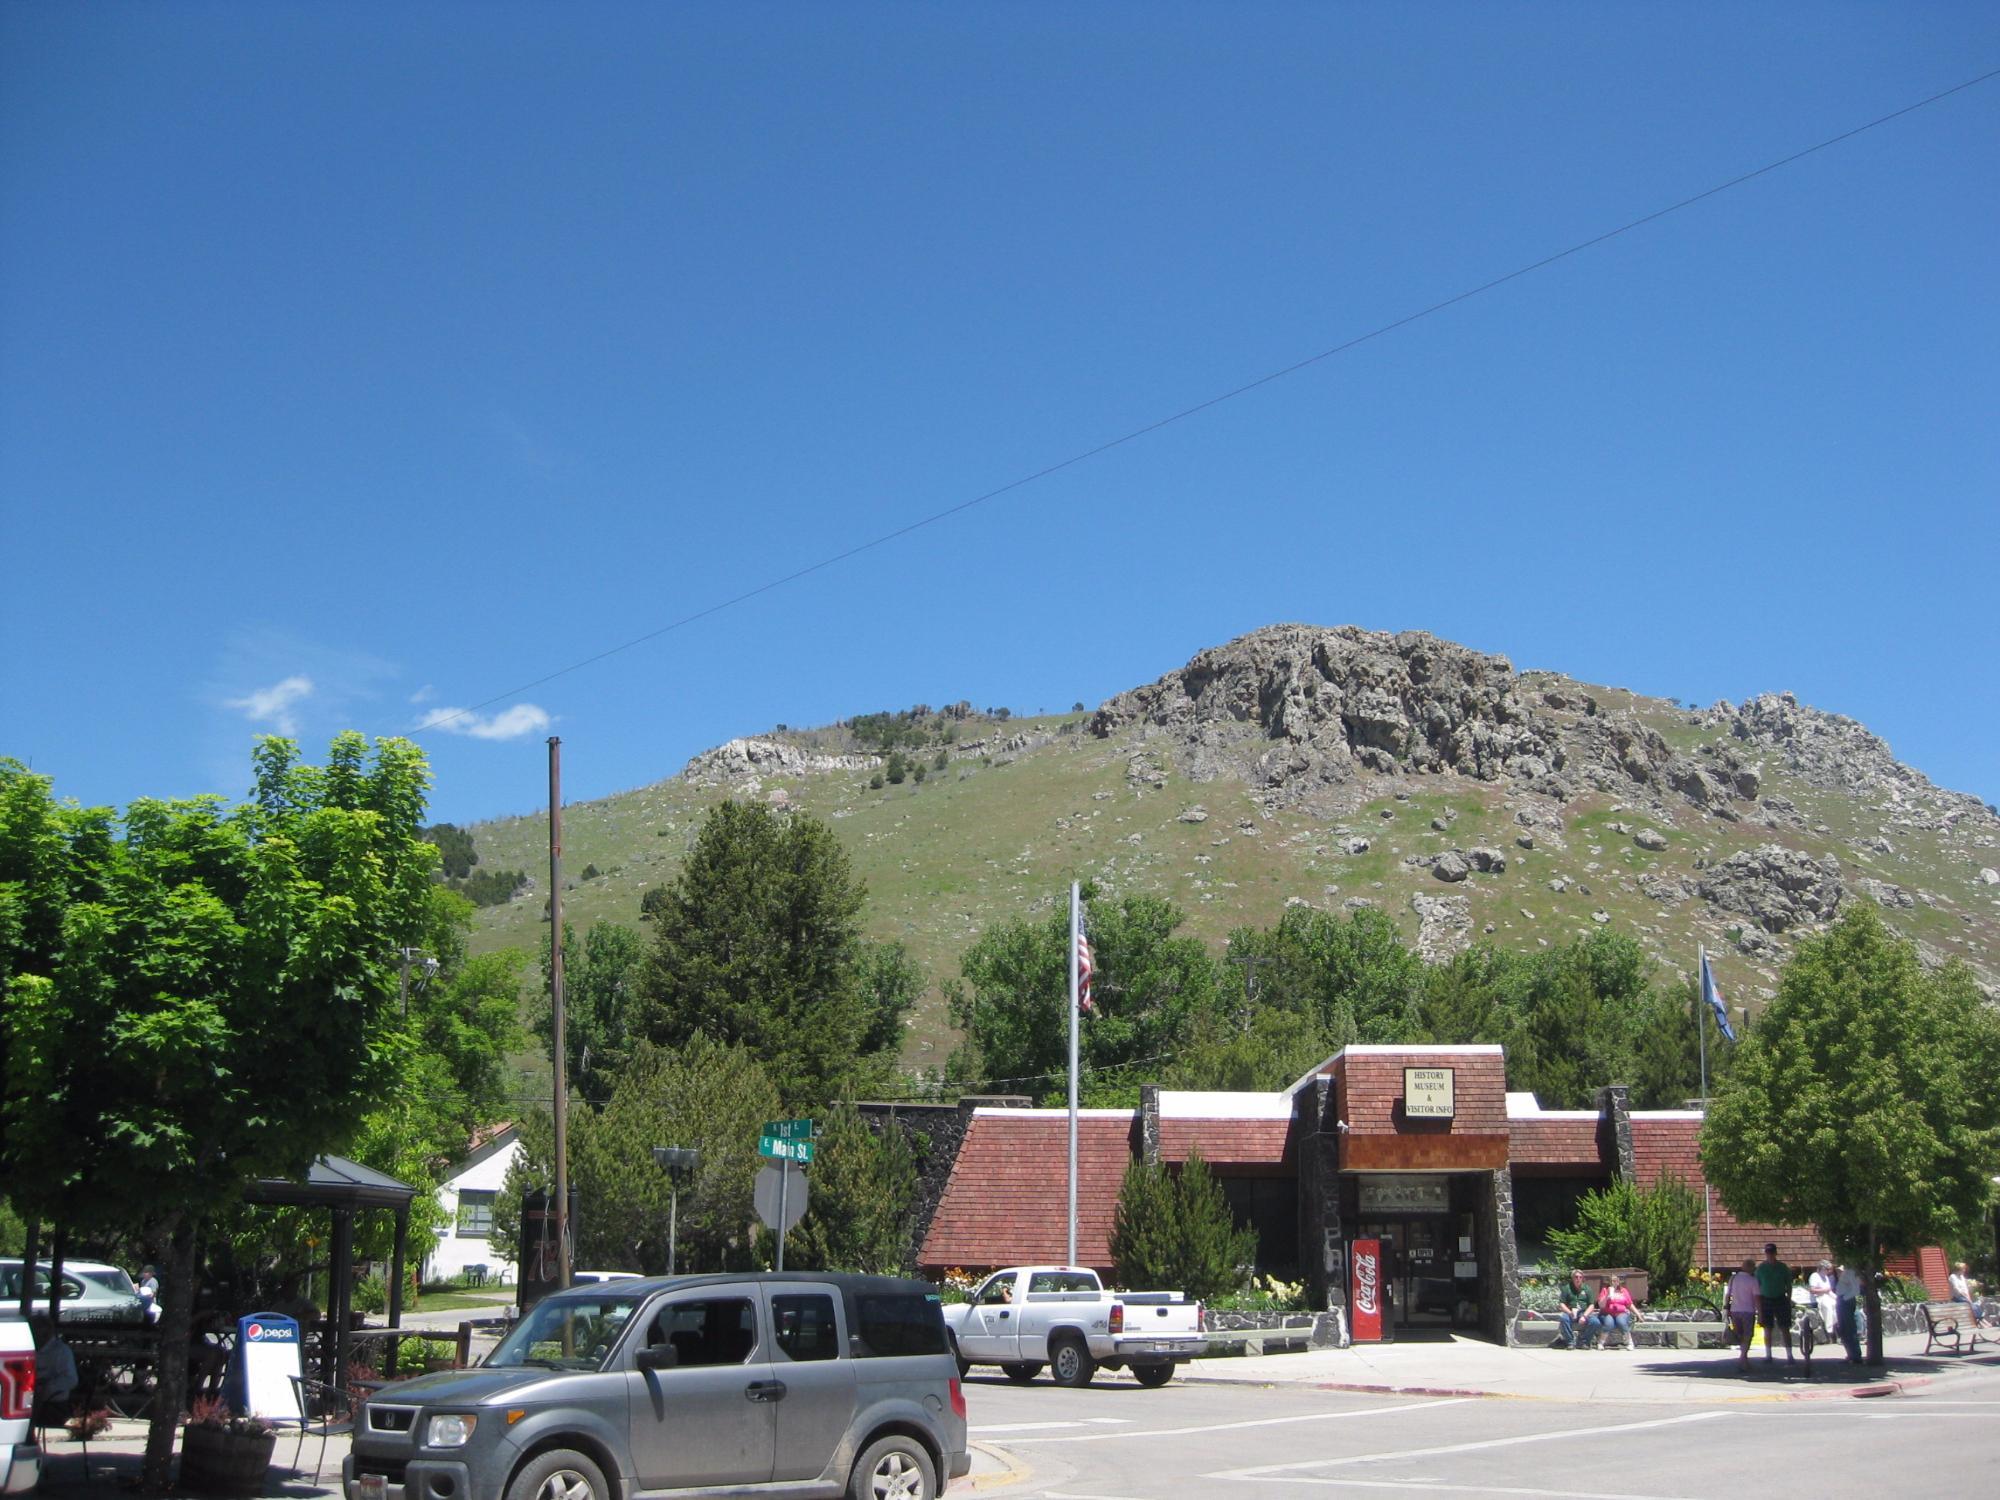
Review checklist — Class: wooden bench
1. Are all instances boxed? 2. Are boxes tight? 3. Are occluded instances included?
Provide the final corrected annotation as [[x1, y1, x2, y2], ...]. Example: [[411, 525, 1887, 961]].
[[1920, 1302, 1997, 1356]]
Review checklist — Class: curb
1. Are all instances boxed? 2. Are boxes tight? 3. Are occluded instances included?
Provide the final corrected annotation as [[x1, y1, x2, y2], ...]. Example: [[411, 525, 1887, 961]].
[[968, 1441, 1034, 1491]]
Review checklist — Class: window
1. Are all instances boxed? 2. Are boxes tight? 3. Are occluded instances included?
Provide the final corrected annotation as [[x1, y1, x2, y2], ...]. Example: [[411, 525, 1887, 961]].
[[651, 1298, 757, 1367], [457, 1190, 495, 1237], [1027, 1271, 1098, 1294], [853, 1294, 947, 1358], [772, 1294, 838, 1362]]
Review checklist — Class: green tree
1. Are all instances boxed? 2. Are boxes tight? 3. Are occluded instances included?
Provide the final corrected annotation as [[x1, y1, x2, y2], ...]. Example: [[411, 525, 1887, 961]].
[[1224, 907, 1424, 1047], [0, 735, 436, 1488], [423, 822, 479, 879], [536, 919, 646, 1098], [948, 888, 1223, 1102], [500, 1037, 783, 1273], [1701, 907, 2000, 1362], [635, 801, 888, 1106], [785, 1104, 919, 1273], [1107, 1150, 1254, 1302]]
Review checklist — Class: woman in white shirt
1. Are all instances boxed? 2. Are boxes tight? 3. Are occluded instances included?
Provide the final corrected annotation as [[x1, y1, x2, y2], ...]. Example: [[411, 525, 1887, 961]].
[[1808, 1260, 1837, 1339], [1947, 1262, 1986, 1328]]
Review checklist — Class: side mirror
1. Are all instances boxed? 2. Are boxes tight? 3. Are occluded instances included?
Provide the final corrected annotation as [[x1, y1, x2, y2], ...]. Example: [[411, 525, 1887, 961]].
[[637, 1344, 678, 1372]]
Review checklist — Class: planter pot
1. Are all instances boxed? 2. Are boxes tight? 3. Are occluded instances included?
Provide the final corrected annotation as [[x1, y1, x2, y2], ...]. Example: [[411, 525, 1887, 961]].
[[181, 1423, 277, 1498]]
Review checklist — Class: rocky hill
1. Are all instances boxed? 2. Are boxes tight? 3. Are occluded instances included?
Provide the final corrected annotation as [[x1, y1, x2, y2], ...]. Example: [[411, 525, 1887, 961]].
[[464, 625, 2000, 1064]]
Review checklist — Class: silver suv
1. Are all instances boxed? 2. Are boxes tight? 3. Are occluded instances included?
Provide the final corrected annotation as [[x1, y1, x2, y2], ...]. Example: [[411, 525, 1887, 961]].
[[345, 1273, 969, 1500]]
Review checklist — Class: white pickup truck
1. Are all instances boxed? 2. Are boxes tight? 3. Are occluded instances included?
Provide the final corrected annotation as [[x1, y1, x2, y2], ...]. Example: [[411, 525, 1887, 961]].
[[942, 1266, 1204, 1387]]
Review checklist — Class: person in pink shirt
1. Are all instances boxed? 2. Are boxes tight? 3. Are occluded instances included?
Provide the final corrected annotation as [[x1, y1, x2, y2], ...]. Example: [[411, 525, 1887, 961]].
[[1595, 1274, 1638, 1349], [1725, 1257, 1760, 1372]]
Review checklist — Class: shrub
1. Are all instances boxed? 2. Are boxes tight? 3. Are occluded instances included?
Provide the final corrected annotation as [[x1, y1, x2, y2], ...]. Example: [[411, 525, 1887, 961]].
[[1545, 1171, 1701, 1296], [869, 773, 884, 790], [353, 1273, 388, 1315], [1109, 1149, 1256, 1303]]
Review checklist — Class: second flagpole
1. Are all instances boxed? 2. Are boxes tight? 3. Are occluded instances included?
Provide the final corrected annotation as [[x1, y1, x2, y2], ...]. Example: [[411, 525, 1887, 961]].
[[1067, 880, 1080, 1266]]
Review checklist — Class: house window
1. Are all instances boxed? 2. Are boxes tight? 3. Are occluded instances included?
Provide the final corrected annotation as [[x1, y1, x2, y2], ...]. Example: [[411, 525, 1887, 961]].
[[458, 1190, 496, 1237]]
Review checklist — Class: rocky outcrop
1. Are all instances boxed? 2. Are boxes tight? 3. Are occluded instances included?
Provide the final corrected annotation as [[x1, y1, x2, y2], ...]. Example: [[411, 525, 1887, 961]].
[[1090, 626, 1567, 793], [682, 737, 877, 786], [1697, 845, 1845, 933], [1411, 892, 1472, 961], [1086, 625, 1767, 820]]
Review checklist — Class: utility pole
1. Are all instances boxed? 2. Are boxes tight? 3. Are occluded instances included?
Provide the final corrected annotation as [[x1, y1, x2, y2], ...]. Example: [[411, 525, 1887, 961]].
[[549, 736, 571, 1291], [1226, 949, 1263, 1031]]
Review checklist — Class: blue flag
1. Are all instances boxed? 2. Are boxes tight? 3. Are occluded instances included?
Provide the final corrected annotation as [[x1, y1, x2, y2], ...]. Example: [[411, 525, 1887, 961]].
[[1700, 952, 1737, 1042]]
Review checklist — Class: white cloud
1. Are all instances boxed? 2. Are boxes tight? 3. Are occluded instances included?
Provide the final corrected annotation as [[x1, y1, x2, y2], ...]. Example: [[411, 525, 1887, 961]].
[[409, 684, 436, 705], [416, 702, 553, 741], [225, 675, 314, 735]]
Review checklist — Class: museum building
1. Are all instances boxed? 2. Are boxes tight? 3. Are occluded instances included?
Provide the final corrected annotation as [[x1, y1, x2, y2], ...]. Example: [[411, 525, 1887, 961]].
[[908, 1044, 1841, 1345]]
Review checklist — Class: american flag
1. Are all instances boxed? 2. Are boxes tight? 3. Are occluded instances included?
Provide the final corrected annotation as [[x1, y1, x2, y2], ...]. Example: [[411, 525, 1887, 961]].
[[1076, 918, 1095, 1015]]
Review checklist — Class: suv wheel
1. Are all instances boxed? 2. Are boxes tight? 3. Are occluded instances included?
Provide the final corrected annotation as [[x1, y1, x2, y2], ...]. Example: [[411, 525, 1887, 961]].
[[1000, 1362, 1043, 1383], [848, 1433, 938, 1500], [1132, 1362, 1173, 1387], [1049, 1335, 1096, 1388], [508, 1448, 608, 1500], [948, 1334, 970, 1380]]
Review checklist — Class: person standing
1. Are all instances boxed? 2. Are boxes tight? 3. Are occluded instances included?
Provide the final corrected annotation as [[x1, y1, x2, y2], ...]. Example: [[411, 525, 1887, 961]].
[[1808, 1259, 1837, 1340], [138, 1264, 161, 1325], [1557, 1269, 1598, 1350], [1755, 1244, 1794, 1366], [1726, 1257, 1761, 1372], [1834, 1262, 1864, 1362]]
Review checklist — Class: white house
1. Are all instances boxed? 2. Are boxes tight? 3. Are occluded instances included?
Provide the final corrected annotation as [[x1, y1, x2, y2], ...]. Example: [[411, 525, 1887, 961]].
[[428, 1124, 521, 1284]]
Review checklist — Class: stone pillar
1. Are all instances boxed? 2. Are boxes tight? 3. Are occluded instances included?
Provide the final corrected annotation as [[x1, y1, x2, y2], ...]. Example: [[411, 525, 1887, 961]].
[[1139, 1083, 1162, 1167], [1596, 1084, 1635, 1180], [1481, 1166, 1523, 1345], [1295, 1075, 1346, 1331]]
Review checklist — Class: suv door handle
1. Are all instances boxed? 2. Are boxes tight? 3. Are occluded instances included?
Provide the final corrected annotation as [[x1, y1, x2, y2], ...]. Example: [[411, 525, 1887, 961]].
[[745, 1380, 787, 1402]]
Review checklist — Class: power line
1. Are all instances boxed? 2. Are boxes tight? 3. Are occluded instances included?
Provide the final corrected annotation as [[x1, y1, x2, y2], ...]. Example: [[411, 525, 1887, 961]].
[[417, 66, 1998, 737]]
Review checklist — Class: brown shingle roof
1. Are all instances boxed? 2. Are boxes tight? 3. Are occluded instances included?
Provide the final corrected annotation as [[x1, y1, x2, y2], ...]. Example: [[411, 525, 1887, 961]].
[[1629, 1114, 1827, 1269], [917, 1110, 1137, 1273]]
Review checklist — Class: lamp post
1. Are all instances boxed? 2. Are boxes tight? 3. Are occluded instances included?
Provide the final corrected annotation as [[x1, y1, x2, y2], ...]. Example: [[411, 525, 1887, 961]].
[[651, 1147, 699, 1275]]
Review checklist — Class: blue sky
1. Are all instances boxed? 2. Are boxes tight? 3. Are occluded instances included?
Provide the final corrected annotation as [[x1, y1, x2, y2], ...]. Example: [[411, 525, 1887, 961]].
[[4, 2, 1996, 826]]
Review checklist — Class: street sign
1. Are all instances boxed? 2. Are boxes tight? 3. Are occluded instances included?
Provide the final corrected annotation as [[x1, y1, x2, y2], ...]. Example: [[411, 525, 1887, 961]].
[[761, 1118, 816, 1141], [759, 1135, 816, 1163], [754, 1163, 809, 1234]]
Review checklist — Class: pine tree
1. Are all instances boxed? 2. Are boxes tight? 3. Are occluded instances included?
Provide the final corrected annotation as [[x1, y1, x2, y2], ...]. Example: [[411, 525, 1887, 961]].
[[1108, 1158, 1179, 1289], [1169, 1150, 1258, 1302]]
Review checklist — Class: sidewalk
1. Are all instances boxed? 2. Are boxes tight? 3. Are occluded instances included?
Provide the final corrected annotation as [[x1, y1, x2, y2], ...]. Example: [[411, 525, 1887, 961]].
[[1178, 1327, 2000, 1402]]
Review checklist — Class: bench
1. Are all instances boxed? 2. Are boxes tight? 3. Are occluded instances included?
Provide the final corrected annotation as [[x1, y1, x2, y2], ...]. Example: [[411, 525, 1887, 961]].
[[1514, 1309, 1729, 1350], [1920, 1302, 1998, 1356]]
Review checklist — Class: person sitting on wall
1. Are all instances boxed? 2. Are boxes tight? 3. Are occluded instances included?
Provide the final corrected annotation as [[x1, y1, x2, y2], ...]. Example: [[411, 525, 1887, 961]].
[[1557, 1269, 1599, 1350], [1947, 1262, 1988, 1328], [1595, 1275, 1638, 1350]]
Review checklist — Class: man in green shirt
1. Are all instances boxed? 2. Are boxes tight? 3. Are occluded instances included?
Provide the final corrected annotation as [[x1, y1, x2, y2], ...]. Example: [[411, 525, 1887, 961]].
[[1755, 1243, 1795, 1364], [1558, 1269, 1599, 1349]]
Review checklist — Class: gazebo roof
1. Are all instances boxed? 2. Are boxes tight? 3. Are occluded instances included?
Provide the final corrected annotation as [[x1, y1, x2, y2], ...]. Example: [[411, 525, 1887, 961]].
[[245, 1153, 419, 1211]]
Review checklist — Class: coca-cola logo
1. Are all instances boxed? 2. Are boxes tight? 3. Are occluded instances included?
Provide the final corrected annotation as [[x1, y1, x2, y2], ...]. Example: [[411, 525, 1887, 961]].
[[1355, 1252, 1379, 1316]]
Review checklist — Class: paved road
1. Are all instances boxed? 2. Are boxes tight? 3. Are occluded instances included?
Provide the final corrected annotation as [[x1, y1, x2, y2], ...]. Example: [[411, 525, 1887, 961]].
[[965, 1363, 2000, 1500]]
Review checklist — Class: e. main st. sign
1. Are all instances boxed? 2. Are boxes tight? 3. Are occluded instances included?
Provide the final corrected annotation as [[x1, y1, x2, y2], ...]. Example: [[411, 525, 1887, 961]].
[[759, 1118, 816, 1164]]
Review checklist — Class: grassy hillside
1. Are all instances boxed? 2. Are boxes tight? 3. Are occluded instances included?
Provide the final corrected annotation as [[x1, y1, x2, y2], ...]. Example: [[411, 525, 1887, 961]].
[[463, 688, 2000, 1073]]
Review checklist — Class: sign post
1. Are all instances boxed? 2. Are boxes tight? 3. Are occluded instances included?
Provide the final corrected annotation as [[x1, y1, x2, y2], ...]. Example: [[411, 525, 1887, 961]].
[[757, 1121, 816, 1270], [651, 1146, 700, 1275], [1351, 1239, 1384, 1343]]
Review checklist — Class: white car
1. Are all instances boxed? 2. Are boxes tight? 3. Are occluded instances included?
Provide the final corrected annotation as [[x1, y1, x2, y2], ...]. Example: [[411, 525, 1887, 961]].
[[0, 1315, 40, 1494], [0, 1260, 147, 1325]]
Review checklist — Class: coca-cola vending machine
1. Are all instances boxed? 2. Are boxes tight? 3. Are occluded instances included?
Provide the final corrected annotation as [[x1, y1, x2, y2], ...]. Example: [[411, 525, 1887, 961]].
[[1351, 1237, 1384, 1342]]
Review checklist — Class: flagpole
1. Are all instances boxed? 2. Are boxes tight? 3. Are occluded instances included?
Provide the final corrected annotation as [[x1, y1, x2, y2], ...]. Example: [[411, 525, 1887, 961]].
[[1067, 880, 1080, 1267], [1698, 945, 1713, 1274]]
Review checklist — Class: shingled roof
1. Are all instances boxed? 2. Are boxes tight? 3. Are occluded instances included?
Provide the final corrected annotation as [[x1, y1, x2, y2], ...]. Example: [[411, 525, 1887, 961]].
[[917, 1108, 1137, 1273]]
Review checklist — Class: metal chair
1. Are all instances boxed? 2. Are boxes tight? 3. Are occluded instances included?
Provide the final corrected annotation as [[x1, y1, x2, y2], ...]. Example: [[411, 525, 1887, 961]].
[[287, 1373, 355, 1483]]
